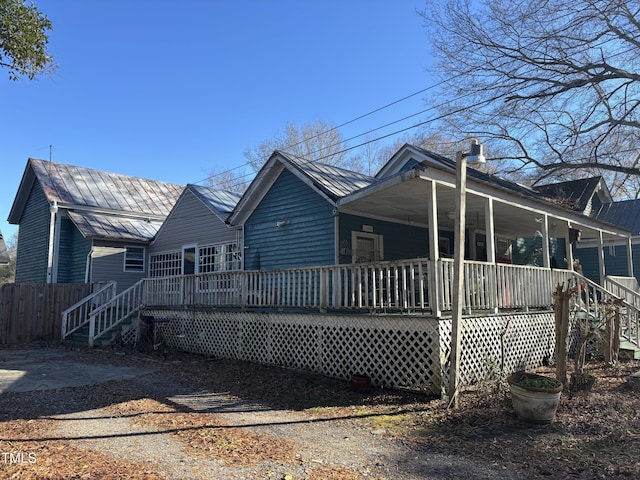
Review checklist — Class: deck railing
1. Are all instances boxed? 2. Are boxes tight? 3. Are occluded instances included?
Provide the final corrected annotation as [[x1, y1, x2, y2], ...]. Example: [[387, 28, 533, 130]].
[[141, 258, 574, 314], [61, 281, 117, 340], [88, 279, 145, 347]]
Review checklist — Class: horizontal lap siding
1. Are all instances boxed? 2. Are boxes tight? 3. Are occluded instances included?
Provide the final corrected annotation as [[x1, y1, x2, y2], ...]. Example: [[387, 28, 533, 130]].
[[15, 182, 50, 283], [338, 213, 429, 263], [57, 216, 91, 283], [150, 189, 238, 254], [244, 169, 335, 270], [91, 243, 145, 292]]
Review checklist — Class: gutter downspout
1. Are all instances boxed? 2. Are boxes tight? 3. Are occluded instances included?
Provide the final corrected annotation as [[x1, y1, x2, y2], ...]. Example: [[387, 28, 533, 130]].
[[85, 246, 94, 284], [46, 201, 58, 284]]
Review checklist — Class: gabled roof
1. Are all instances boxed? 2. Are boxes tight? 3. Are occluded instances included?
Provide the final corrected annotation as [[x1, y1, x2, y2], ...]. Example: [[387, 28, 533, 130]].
[[188, 184, 242, 222], [376, 143, 542, 200], [533, 177, 612, 212], [8, 158, 184, 242], [228, 150, 376, 225], [596, 199, 640, 235], [0, 229, 9, 265]]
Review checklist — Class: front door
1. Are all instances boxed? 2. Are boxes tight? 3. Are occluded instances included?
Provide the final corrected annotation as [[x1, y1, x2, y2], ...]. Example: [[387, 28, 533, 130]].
[[352, 232, 383, 263]]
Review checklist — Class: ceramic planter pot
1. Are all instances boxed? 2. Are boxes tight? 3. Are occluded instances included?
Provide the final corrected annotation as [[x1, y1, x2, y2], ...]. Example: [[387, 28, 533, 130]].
[[507, 372, 563, 424]]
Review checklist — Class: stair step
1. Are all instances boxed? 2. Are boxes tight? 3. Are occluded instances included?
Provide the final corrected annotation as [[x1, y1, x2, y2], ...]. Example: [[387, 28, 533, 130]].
[[620, 341, 640, 360]]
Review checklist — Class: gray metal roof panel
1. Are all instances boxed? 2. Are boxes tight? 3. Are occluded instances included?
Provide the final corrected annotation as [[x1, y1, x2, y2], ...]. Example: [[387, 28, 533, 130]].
[[277, 151, 377, 200], [534, 177, 603, 212], [188, 185, 242, 217], [67, 211, 162, 242], [30, 158, 183, 216], [597, 199, 640, 234]]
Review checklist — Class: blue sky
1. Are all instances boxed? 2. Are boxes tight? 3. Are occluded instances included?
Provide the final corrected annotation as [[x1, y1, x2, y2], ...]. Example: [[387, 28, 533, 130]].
[[1, 0, 433, 242]]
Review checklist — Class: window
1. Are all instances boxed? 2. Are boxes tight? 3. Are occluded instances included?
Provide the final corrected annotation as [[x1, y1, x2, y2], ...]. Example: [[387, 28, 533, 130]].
[[149, 251, 182, 277], [124, 246, 145, 272], [199, 242, 241, 273]]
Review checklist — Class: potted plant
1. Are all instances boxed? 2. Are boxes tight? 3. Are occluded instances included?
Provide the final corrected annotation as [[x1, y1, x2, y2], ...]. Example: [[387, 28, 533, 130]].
[[507, 372, 563, 424]]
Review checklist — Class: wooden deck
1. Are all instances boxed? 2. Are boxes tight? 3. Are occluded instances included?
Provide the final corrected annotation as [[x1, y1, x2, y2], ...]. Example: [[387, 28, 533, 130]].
[[142, 258, 575, 315]]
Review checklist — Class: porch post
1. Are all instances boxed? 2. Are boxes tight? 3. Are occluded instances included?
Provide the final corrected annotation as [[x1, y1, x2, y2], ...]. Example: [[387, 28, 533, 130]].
[[627, 236, 634, 278], [484, 198, 495, 263], [597, 231, 606, 284], [426, 180, 440, 261], [426, 180, 441, 317], [541, 214, 550, 268]]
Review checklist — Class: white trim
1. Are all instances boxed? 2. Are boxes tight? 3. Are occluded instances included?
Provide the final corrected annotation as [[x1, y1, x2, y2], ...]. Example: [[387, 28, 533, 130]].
[[351, 231, 384, 263], [123, 245, 146, 273], [181, 243, 198, 275]]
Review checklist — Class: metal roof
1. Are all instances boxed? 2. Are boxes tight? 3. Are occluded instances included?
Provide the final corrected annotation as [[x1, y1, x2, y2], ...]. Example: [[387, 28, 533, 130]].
[[534, 177, 607, 212], [67, 211, 163, 242], [277, 151, 376, 200], [188, 184, 242, 219], [597, 199, 640, 235], [28, 158, 183, 216], [9, 158, 185, 243]]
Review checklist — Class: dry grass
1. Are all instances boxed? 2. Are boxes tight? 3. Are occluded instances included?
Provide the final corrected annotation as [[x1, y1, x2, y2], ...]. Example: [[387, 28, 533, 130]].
[[1, 346, 639, 479]]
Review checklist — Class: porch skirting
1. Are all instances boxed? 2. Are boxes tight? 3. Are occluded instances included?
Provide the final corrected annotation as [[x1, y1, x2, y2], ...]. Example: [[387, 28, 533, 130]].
[[141, 309, 558, 396]]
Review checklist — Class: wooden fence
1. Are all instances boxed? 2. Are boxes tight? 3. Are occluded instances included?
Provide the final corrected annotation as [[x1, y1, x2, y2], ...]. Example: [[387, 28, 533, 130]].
[[0, 283, 91, 345]]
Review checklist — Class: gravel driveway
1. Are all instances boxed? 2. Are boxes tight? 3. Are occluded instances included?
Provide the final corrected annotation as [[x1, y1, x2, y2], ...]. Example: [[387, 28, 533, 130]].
[[0, 347, 525, 479]]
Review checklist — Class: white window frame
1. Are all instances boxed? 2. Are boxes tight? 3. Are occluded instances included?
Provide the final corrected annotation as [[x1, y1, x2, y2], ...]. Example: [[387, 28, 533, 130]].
[[124, 245, 146, 273], [182, 244, 198, 275], [149, 250, 182, 277]]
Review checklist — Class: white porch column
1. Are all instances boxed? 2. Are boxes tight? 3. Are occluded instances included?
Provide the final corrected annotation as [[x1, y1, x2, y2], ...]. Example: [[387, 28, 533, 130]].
[[426, 180, 441, 317], [597, 231, 606, 283], [627, 236, 634, 278], [426, 180, 439, 260], [484, 198, 495, 263], [541, 214, 550, 268]]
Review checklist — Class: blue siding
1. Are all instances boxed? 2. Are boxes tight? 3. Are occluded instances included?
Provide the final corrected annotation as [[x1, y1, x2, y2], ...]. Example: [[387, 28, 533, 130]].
[[244, 169, 335, 270], [57, 216, 91, 283], [338, 214, 429, 263], [577, 244, 637, 284], [15, 181, 50, 283]]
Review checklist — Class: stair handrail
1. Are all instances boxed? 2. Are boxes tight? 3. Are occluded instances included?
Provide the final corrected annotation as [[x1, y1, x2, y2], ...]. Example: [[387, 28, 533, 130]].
[[61, 281, 117, 341], [88, 280, 145, 347], [572, 273, 640, 350]]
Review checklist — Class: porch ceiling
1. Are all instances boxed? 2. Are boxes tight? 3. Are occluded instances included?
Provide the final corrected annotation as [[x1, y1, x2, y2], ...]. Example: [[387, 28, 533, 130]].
[[338, 176, 618, 241]]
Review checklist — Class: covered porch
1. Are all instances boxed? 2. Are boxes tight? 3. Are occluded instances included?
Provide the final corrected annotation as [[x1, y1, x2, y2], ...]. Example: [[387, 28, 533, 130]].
[[337, 154, 633, 285]]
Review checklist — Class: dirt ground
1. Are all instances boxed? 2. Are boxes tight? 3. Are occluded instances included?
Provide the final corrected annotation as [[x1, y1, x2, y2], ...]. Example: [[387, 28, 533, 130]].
[[0, 345, 639, 479]]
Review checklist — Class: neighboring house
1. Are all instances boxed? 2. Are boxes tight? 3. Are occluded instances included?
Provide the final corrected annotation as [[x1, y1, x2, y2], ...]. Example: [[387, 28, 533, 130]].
[[8, 158, 183, 290], [228, 145, 631, 276], [0, 229, 9, 265], [148, 184, 242, 276]]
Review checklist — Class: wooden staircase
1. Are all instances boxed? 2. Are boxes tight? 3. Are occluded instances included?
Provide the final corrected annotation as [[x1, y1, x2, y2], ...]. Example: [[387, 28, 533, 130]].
[[61, 280, 145, 348]]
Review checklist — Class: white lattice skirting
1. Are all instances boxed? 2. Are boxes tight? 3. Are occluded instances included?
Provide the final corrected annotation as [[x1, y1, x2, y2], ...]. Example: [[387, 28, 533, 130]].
[[141, 309, 559, 395]]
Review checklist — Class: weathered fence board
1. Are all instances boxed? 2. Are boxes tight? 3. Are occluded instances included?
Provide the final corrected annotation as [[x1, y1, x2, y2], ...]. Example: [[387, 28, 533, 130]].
[[0, 283, 90, 345]]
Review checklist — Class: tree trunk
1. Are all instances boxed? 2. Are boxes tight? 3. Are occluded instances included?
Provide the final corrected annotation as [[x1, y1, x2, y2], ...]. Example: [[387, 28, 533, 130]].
[[554, 283, 570, 387]]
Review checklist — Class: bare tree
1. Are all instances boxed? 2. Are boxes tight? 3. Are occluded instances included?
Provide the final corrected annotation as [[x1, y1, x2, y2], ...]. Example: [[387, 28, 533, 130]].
[[243, 119, 349, 171], [421, 0, 640, 193]]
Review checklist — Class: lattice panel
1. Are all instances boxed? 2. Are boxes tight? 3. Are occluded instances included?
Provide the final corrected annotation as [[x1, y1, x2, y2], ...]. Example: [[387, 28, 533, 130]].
[[439, 312, 579, 387], [143, 309, 567, 395], [120, 319, 138, 346], [143, 309, 443, 394]]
